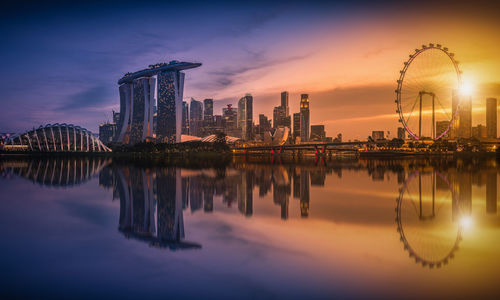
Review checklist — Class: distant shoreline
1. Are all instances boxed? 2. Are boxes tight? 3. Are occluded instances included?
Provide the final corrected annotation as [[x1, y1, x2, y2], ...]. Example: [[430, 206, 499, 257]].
[[1, 149, 498, 159]]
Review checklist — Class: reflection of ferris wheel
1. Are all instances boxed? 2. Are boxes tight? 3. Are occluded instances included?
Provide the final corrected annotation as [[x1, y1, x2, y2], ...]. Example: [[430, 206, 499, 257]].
[[395, 44, 462, 140], [396, 171, 462, 268]]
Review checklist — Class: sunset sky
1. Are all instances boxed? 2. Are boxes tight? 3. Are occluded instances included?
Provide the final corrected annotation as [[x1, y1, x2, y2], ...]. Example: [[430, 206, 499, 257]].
[[1, 0, 499, 140]]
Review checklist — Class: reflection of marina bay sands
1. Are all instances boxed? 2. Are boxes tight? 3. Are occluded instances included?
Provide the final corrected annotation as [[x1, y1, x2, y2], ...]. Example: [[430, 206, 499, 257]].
[[102, 164, 320, 228], [396, 168, 498, 268], [112, 167, 201, 250], [116, 61, 201, 144]]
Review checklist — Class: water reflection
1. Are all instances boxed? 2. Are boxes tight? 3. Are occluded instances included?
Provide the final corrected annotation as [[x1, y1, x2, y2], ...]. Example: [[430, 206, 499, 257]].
[[113, 167, 201, 250], [1, 156, 498, 267], [0, 157, 110, 187], [396, 171, 462, 268]]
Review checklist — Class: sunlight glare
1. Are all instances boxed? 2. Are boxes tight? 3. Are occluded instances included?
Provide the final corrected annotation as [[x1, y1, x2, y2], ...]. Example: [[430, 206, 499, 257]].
[[460, 216, 473, 230]]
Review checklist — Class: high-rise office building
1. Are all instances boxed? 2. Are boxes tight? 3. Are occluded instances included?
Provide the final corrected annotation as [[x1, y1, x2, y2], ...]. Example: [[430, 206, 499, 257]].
[[214, 115, 223, 127], [203, 98, 214, 123], [259, 114, 269, 129], [273, 106, 286, 128], [116, 61, 201, 144], [238, 94, 253, 140], [310, 125, 325, 141], [458, 93, 472, 139], [189, 98, 203, 137], [258, 114, 271, 136], [223, 104, 239, 137], [293, 113, 301, 143], [300, 94, 310, 142], [486, 97, 497, 138], [182, 101, 189, 135], [397, 127, 406, 140], [281, 91, 289, 117], [450, 89, 459, 139], [112, 110, 120, 124]]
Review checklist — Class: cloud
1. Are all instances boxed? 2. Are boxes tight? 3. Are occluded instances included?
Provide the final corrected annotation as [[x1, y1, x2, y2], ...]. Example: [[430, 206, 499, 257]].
[[200, 52, 311, 93], [57, 85, 113, 111]]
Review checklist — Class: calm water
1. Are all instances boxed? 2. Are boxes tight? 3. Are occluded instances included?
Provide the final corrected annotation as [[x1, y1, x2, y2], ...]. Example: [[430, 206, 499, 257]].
[[0, 156, 499, 299]]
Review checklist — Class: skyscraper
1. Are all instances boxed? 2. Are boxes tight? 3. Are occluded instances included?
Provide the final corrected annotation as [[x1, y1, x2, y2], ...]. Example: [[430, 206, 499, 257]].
[[486, 97, 497, 138], [189, 98, 203, 137], [450, 89, 459, 139], [182, 101, 189, 135], [130, 77, 155, 144], [203, 98, 214, 123], [458, 93, 472, 139], [223, 104, 238, 137], [238, 94, 253, 140], [112, 110, 120, 124], [116, 61, 201, 144], [157, 71, 184, 143], [293, 113, 300, 143], [258, 114, 271, 137], [300, 94, 310, 142], [281, 91, 289, 117], [273, 106, 286, 128]]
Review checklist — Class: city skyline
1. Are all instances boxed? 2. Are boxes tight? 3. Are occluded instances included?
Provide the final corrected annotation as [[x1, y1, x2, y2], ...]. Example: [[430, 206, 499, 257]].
[[2, 2, 500, 298], [1, 1, 500, 141]]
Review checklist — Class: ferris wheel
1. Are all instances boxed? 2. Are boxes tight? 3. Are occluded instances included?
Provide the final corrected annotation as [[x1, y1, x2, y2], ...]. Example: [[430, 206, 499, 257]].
[[395, 44, 462, 140]]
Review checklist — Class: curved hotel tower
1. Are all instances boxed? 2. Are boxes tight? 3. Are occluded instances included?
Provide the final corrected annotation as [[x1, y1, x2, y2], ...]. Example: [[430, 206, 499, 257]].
[[116, 61, 201, 144]]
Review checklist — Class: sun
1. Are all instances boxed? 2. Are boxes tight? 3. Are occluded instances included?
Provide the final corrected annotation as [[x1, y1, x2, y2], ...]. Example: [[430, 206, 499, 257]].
[[459, 80, 474, 97]]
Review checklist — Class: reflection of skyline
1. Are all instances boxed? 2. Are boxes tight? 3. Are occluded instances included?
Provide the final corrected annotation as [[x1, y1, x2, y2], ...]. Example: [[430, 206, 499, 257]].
[[114, 166, 201, 250], [2, 156, 498, 260], [2, 157, 497, 220]]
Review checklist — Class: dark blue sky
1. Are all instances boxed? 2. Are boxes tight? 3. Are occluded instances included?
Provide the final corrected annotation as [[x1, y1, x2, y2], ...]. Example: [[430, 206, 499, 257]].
[[0, 0, 329, 132]]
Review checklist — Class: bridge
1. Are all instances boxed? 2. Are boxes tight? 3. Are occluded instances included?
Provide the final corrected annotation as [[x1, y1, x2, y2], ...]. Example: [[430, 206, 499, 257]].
[[232, 141, 368, 155]]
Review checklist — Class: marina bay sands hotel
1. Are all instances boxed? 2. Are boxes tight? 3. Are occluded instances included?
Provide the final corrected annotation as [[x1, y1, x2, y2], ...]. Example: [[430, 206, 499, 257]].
[[115, 61, 201, 144]]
